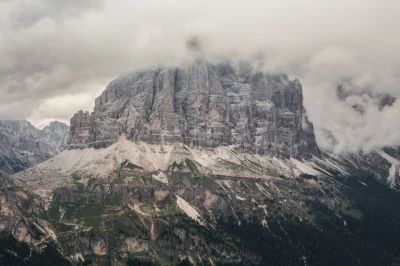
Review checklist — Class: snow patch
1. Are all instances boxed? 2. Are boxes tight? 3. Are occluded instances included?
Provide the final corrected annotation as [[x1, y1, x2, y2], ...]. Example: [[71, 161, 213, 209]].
[[315, 157, 350, 176], [375, 149, 400, 164], [236, 195, 246, 201], [357, 180, 368, 186], [290, 158, 321, 176], [175, 195, 204, 226], [388, 164, 398, 187], [152, 171, 168, 184], [376, 149, 400, 187]]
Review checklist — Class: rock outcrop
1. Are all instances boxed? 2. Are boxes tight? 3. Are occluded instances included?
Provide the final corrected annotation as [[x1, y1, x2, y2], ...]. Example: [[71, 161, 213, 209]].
[[68, 60, 319, 159], [0, 120, 69, 174], [0, 171, 32, 242]]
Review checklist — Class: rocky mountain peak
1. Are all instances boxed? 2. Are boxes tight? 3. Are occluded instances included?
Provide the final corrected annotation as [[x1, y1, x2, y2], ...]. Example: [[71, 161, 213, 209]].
[[42, 121, 69, 134], [68, 60, 320, 159]]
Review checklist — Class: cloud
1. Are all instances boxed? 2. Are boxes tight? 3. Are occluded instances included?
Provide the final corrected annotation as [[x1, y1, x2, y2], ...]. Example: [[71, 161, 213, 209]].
[[28, 85, 105, 126], [6, 0, 103, 28], [0, 0, 399, 153], [300, 43, 400, 153]]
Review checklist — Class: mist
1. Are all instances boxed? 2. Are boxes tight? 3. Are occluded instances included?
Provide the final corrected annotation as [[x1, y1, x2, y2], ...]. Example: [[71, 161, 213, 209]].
[[0, 0, 399, 153]]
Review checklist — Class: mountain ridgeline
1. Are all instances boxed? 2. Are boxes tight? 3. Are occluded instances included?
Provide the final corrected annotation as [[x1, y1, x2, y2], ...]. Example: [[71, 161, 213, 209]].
[[0, 121, 69, 174]]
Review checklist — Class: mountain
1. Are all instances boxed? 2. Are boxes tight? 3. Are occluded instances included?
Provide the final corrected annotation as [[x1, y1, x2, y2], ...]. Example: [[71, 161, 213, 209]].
[[2, 61, 400, 265], [67, 61, 319, 159], [11, 138, 400, 266], [0, 120, 69, 174]]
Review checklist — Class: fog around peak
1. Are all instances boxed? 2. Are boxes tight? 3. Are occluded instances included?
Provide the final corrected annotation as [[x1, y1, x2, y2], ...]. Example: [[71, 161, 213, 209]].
[[0, 0, 399, 153]]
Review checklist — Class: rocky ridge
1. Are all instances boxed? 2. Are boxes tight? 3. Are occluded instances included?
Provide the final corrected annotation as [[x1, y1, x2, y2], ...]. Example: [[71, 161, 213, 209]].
[[67, 60, 319, 159], [9, 144, 400, 265], [0, 120, 69, 174]]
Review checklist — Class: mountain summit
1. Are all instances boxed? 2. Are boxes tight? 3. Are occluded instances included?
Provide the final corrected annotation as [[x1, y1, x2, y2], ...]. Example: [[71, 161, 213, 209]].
[[68, 61, 319, 159]]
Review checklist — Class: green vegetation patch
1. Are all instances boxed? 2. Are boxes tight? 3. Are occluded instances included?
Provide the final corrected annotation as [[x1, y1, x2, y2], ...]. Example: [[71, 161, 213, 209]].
[[298, 174, 319, 182], [0, 234, 70, 266], [168, 161, 185, 171], [219, 159, 257, 174], [168, 158, 200, 173], [185, 158, 199, 173], [73, 181, 85, 193], [72, 172, 82, 181], [121, 159, 144, 170], [189, 176, 219, 190]]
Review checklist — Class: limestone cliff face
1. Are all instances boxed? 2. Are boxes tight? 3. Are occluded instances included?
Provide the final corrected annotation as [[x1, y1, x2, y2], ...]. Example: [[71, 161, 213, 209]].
[[0, 120, 69, 174], [67, 60, 320, 159]]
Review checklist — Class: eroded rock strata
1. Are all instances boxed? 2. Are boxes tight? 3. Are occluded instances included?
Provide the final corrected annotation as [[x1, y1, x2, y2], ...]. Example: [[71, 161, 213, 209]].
[[68, 61, 319, 159]]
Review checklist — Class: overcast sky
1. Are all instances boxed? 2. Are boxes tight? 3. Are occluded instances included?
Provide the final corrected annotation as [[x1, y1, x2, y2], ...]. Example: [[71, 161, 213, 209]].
[[0, 0, 399, 153]]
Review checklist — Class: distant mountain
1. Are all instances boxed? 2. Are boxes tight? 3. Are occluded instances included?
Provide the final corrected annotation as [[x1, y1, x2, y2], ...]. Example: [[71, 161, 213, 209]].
[[0, 120, 69, 174]]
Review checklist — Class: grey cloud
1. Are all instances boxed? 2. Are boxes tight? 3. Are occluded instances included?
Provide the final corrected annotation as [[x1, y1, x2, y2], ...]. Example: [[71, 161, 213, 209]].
[[0, 0, 399, 153], [6, 0, 103, 28]]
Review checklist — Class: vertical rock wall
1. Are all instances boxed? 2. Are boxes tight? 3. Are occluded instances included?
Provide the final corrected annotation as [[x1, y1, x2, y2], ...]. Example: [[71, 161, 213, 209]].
[[67, 61, 320, 158]]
